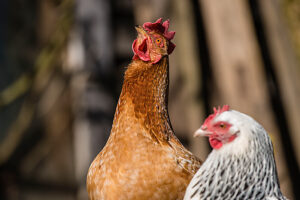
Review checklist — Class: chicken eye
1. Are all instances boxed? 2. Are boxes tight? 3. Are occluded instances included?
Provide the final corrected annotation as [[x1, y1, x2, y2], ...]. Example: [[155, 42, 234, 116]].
[[155, 38, 161, 44], [219, 123, 226, 129]]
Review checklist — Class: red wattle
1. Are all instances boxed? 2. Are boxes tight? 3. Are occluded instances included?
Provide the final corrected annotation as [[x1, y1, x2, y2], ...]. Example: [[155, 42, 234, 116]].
[[132, 38, 150, 61], [209, 137, 223, 149]]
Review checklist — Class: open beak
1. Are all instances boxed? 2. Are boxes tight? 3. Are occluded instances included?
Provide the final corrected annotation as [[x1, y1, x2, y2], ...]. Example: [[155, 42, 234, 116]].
[[135, 25, 148, 37], [193, 126, 213, 137]]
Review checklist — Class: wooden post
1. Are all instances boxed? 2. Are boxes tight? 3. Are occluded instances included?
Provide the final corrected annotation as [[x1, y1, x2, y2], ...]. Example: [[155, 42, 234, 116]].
[[258, 0, 300, 169], [170, 0, 209, 160]]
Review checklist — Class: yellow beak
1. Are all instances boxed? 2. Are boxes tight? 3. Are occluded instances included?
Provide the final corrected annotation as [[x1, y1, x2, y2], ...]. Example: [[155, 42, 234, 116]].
[[193, 127, 213, 137]]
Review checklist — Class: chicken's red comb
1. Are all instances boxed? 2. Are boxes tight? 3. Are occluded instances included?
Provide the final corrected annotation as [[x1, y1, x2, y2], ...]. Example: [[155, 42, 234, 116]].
[[213, 105, 230, 115], [143, 18, 175, 41], [202, 105, 230, 127]]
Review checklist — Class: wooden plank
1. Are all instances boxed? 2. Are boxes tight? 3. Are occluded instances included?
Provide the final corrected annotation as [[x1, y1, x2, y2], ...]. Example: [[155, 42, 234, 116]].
[[199, 0, 293, 198], [170, 0, 209, 159], [258, 0, 300, 169]]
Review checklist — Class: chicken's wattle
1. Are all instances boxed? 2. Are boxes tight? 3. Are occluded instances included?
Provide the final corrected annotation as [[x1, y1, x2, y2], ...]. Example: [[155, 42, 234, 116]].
[[209, 137, 223, 149]]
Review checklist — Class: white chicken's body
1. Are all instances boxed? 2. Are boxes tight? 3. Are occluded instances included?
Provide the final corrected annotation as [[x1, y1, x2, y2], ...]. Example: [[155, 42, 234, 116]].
[[184, 109, 287, 200]]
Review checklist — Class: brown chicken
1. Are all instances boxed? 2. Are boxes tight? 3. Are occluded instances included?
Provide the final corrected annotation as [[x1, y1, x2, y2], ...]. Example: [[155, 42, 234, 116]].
[[86, 18, 202, 200]]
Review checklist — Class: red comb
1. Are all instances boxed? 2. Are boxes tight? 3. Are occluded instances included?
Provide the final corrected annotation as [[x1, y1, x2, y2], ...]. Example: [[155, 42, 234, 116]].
[[143, 18, 176, 41], [202, 105, 230, 128], [213, 105, 230, 115]]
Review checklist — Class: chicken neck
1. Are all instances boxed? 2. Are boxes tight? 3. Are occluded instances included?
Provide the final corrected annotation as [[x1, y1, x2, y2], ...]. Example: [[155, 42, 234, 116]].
[[114, 56, 174, 143]]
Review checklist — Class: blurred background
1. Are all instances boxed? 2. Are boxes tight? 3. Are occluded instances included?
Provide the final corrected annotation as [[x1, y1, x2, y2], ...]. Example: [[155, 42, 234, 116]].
[[0, 0, 299, 199]]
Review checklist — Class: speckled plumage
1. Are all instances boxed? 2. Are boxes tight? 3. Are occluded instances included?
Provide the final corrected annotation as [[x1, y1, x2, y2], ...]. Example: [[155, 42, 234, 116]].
[[87, 54, 201, 199], [184, 110, 287, 200]]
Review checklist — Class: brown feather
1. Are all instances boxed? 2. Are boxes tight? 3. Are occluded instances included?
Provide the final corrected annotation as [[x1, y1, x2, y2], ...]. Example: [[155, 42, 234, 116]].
[[87, 57, 202, 200]]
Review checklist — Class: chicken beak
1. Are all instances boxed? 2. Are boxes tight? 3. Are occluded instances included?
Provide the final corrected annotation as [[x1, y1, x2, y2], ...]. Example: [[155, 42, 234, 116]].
[[135, 26, 148, 37], [194, 126, 213, 137]]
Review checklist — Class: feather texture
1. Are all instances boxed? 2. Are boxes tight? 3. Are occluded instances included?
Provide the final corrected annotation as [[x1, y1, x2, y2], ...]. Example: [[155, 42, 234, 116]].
[[87, 57, 201, 200], [184, 110, 287, 200]]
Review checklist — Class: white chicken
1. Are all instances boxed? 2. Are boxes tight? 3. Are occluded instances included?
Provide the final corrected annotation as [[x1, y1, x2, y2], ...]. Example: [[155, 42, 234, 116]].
[[184, 105, 287, 200]]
